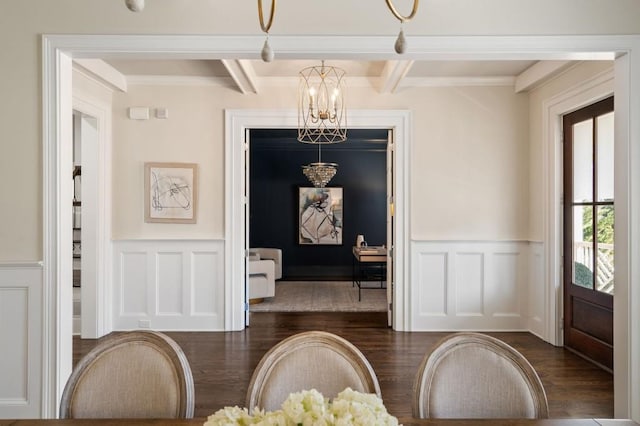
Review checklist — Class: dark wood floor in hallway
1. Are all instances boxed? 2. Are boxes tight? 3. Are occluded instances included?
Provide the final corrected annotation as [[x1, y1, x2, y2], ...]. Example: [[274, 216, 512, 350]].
[[73, 312, 613, 419]]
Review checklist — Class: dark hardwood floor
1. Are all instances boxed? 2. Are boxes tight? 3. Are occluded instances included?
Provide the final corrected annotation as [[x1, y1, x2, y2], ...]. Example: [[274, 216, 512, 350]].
[[72, 312, 613, 419]]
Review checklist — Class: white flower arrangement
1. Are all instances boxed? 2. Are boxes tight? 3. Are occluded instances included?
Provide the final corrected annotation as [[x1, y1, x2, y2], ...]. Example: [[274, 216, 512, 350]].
[[204, 388, 400, 426]]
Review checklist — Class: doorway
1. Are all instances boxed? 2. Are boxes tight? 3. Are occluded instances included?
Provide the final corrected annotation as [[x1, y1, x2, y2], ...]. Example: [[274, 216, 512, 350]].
[[224, 109, 410, 331], [247, 128, 390, 313], [563, 96, 615, 370], [72, 84, 114, 340]]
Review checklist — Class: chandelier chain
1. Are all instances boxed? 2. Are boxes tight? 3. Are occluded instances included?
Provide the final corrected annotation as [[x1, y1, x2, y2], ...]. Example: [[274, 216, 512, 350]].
[[385, 0, 419, 23], [258, 0, 276, 33]]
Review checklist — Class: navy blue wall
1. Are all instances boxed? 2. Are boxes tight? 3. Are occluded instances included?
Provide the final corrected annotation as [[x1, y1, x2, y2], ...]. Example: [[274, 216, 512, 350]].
[[249, 129, 388, 279]]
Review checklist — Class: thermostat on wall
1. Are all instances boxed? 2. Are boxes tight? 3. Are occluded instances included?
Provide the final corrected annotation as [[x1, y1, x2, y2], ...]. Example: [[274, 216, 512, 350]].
[[128, 107, 149, 120]]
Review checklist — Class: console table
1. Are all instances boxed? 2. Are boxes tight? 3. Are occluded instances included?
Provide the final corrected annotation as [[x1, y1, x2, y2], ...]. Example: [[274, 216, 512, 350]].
[[352, 246, 387, 301]]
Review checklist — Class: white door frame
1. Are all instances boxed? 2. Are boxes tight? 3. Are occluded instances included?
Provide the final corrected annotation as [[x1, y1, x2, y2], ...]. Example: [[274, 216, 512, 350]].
[[225, 110, 410, 331], [542, 68, 615, 346], [72, 90, 113, 339], [43, 34, 640, 419]]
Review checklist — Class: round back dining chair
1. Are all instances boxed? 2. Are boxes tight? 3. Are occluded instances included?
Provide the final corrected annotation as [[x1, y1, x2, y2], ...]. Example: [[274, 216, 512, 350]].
[[246, 330, 381, 411], [60, 330, 194, 419], [413, 332, 549, 419]]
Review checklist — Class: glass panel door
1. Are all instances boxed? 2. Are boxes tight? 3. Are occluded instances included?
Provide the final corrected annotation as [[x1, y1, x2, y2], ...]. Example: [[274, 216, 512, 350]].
[[563, 96, 614, 371]]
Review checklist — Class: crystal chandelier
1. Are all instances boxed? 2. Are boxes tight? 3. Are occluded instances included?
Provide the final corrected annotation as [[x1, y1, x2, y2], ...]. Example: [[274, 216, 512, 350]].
[[302, 145, 338, 188], [298, 61, 347, 144]]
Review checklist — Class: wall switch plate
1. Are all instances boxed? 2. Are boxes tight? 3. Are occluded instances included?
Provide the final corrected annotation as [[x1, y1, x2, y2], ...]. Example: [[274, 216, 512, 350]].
[[155, 107, 169, 119], [128, 107, 149, 120], [138, 319, 150, 328]]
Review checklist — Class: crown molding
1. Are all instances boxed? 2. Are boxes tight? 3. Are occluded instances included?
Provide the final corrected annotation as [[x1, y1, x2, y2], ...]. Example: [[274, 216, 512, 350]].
[[126, 75, 237, 87]]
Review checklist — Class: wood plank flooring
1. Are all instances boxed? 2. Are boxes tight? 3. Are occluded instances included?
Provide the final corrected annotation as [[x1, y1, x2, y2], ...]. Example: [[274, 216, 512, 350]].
[[72, 312, 613, 419]]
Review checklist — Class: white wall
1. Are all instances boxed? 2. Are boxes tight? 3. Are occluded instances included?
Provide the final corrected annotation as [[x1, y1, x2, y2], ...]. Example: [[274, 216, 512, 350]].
[[409, 86, 529, 240], [111, 83, 528, 241]]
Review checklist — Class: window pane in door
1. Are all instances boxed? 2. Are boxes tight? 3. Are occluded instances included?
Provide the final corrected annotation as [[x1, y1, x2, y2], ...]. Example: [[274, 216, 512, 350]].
[[573, 119, 594, 202], [595, 205, 614, 295], [597, 112, 614, 202], [572, 205, 594, 289]]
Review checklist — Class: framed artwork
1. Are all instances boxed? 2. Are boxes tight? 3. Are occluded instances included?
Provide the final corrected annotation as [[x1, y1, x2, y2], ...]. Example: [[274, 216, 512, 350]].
[[144, 162, 198, 223], [299, 187, 343, 245]]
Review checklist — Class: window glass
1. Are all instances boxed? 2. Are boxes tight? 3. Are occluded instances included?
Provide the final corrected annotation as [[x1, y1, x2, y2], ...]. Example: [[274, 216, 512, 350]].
[[597, 112, 614, 202], [573, 119, 593, 202], [572, 205, 594, 289]]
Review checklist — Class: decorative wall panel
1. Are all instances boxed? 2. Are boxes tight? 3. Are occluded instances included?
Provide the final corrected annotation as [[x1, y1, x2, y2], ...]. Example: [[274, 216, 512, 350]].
[[455, 253, 484, 316], [157, 252, 183, 315], [411, 241, 538, 331], [0, 263, 42, 418], [113, 240, 224, 331]]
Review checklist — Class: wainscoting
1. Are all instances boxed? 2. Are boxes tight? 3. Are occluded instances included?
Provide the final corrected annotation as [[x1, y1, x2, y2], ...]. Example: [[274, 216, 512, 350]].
[[0, 263, 42, 418], [112, 240, 225, 331], [410, 241, 545, 332]]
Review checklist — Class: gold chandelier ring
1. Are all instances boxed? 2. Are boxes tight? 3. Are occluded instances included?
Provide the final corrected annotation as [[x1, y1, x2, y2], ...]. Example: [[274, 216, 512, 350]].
[[385, 0, 419, 23], [258, 0, 276, 33]]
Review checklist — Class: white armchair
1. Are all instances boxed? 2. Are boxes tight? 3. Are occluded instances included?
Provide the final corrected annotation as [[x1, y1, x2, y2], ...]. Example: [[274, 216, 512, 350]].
[[249, 248, 282, 279], [248, 248, 282, 301]]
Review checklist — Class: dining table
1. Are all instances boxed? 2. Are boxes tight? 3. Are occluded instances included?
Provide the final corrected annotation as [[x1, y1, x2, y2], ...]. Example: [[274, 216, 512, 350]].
[[0, 418, 637, 426]]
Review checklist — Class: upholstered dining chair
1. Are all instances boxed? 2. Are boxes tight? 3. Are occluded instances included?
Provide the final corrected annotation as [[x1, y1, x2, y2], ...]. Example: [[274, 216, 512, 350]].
[[246, 330, 381, 411], [60, 330, 195, 419], [413, 332, 549, 419]]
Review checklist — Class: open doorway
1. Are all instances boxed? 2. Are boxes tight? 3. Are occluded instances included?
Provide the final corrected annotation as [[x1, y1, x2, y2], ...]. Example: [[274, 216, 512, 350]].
[[247, 128, 390, 314]]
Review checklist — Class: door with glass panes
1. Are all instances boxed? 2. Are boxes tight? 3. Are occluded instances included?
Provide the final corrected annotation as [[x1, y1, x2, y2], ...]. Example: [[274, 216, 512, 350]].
[[563, 96, 614, 370]]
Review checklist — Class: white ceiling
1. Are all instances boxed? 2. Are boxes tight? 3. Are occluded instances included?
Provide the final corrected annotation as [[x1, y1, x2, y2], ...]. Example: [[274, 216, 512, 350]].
[[83, 58, 583, 94], [105, 58, 536, 78]]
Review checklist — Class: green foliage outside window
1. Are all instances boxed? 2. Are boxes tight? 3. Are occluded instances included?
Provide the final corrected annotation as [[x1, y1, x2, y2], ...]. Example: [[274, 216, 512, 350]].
[[577, 204, 615, 293], [583, 205, 614, 244]]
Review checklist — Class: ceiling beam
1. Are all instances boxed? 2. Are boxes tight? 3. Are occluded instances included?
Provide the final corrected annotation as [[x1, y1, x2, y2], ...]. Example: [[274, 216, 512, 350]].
[[73, 59, 128, 92], [514, 60, 573, 93], [378, 60, 414, 94], [221, 59, 259, 94]]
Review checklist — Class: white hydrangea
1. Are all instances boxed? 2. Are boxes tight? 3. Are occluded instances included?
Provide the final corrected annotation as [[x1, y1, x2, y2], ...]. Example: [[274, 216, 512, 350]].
[[331, 388, 399, 426], [281, 389, 330, 425], [204, 405, 254, 426], [204, 388, 400, 426]]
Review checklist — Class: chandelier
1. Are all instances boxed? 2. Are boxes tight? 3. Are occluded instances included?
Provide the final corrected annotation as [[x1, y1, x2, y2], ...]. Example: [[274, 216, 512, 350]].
[[302, 145, 338, 188], [298, 60, 345, 187], [298, 61, 347, 144], [123, 0, 419, 56]]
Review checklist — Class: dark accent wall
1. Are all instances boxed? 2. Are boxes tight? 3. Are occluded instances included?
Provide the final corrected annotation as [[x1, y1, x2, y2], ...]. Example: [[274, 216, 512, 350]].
[[249, 129, 388, 280]]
